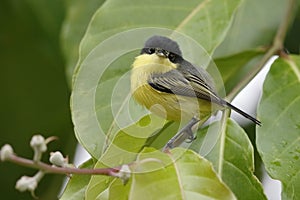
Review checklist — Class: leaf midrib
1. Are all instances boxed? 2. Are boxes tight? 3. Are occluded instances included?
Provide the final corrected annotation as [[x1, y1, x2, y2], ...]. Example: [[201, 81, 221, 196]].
[[175, 0, 210, 31]]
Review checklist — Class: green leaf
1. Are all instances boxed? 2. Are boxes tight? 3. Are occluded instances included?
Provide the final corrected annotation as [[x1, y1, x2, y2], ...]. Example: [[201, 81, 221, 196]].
[[257, 55, 300, 200], [85, 114, 167, 199], [190, 119, 266, 200], [60, 159, 95, 200], [128, 148, 236, 200], [61, 0, 105, 86], [71, 0, 243, 159]]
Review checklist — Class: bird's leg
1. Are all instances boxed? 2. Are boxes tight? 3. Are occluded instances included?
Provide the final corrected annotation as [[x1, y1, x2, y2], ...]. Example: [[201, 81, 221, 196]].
[[163, 117, 200, 152]]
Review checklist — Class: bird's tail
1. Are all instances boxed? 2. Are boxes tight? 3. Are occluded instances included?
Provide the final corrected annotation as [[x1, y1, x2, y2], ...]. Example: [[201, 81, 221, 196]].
[[224, 101, 261, 126]]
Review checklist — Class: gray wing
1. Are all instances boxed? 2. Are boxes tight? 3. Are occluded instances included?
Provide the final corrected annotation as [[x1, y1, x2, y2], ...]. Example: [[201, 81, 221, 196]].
[[148, 62, 223, 105]]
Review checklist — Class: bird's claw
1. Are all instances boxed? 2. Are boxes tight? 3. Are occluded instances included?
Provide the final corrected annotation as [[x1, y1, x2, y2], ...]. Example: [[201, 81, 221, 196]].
[[162, 117, 200, 151]]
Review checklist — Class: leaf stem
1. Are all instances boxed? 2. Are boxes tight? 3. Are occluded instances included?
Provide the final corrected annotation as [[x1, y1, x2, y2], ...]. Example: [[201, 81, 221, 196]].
[[5, 153, 121, 177], [226, 0, 297, 101]]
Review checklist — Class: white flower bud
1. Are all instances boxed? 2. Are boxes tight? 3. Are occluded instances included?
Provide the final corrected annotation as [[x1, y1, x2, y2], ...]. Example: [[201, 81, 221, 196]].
[[0, 144, 14, 161], [15, 171, 44, 194], [30, 135, 47, 162], [30, 135, 47, 153], [49, 151, 66, 167], [15, 176, 38, 192]]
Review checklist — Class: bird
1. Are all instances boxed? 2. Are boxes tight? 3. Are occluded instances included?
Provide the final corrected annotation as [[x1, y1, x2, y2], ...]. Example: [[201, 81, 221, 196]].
[[131, 35, 260, 126]]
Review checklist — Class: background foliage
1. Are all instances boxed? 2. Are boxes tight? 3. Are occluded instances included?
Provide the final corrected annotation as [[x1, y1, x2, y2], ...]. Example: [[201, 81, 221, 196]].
[[0, 1, 76, 200], [1, 0, 300, 200]]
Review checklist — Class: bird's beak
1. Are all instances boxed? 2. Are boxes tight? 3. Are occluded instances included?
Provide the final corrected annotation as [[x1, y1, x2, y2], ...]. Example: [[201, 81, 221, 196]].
[[155, 49, 167, 58]]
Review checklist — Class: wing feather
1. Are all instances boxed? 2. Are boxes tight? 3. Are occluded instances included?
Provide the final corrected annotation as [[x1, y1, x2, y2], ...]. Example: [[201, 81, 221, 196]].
[[148, 68, 223, 105]]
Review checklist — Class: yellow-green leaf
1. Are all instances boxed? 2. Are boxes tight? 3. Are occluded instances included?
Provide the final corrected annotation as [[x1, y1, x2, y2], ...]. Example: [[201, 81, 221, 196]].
[[190, 119, 266, 200], [257, 55, 300, 200], [128, 148, 236, 200]]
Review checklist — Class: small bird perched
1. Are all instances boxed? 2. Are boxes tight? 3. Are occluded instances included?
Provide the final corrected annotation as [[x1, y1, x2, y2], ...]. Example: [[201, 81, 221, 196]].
[[131, 35, 260, 140]]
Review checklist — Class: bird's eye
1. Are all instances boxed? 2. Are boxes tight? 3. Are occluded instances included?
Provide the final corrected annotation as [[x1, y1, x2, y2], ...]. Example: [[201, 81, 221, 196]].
[[148, 48, 155, 54], [168, 53, 176, 62]]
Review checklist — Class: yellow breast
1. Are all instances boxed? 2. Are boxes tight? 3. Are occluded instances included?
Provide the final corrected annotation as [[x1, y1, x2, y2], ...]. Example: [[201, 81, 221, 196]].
[[131, 54, 213, 122]]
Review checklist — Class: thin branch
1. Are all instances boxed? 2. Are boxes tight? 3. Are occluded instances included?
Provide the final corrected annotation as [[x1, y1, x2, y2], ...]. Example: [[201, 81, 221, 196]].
[[226, 0, 297, 101], [6, 154, 121, 176]]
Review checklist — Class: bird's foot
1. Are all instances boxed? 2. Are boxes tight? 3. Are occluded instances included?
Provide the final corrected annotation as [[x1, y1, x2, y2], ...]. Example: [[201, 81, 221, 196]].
[[163, 117, 199, 152]]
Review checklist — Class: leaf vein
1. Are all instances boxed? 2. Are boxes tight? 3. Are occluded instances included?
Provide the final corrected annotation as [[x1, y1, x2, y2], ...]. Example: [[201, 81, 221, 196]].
[[168, 154, 186, 200], [263, 80, 299, 102], [175, 0, 209, 31], [224, 160, 265, 198], [286, 57, 300, 82], [265, 95, 300, 133]]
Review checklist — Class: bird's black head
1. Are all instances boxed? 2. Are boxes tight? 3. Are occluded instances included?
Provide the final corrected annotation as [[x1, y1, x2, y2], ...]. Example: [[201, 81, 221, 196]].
[[141, 35, 183, 63]]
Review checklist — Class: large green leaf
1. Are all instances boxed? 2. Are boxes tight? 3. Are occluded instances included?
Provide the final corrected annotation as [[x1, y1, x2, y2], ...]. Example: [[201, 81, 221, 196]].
[[257, 55, 300, 200], [61, 0, 105, 86], [190, 119, 266, 200], [71, 0, 242, 159], [128, 148, 236, 199]]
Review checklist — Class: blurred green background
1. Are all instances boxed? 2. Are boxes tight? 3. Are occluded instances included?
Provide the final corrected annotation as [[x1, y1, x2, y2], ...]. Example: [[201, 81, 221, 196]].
[[0, 1, 77, 199]]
